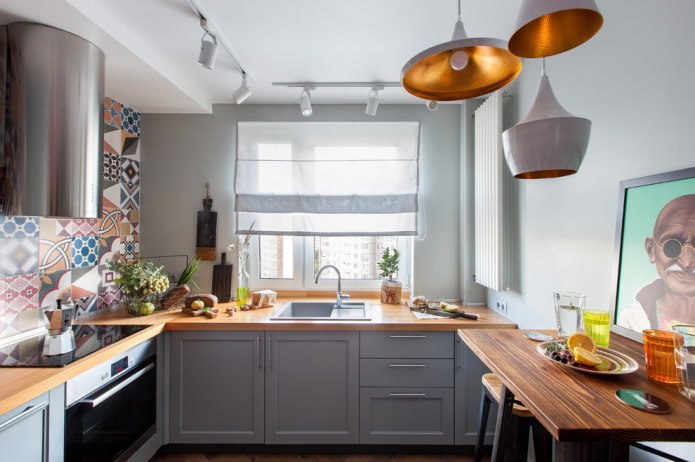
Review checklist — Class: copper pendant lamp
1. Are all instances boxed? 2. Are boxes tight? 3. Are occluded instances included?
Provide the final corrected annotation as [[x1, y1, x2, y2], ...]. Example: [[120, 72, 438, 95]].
[[508, 0, 604, 58], [401, 0, 522, 101], [502, 61, 591, 179]]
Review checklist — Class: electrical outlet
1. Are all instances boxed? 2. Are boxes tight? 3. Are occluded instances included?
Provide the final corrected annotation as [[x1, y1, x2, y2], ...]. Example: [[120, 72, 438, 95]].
[[496, 300, 507, 314]]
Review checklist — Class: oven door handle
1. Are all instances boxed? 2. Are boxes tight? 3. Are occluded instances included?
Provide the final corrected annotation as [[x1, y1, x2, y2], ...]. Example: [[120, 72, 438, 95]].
[[77, 362, 155, 408]]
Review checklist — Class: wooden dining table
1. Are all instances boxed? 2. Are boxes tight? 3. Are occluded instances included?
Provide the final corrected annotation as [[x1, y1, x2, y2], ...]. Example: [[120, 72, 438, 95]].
[[459, 329, 695, 461]]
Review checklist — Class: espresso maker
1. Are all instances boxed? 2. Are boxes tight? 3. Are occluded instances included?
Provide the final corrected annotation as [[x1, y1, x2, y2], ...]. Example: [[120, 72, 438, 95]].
[[42, 299, 76, 356]]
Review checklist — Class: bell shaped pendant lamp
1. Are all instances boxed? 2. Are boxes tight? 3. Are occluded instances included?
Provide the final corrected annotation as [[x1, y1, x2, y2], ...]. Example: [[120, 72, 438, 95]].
[[502, 62, 591, 179], [401, 0, 522, 101], [508, 0, 604, 58]]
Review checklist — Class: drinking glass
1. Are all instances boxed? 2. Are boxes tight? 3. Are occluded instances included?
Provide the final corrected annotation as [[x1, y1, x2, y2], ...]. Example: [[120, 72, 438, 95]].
[[582, 309, 611, 347], [672, 325, 695, 401], [642, 330, 679, 383], [553, 292, 585, 337]]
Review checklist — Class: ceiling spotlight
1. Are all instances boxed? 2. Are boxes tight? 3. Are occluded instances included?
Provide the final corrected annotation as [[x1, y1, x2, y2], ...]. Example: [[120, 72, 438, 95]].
[[401, 0, 522, 101], [426, 101, 439, 111], [299, 87, 313, 117], [233, 72, 251, 104], [365, 85, 383, 116], [197, 18, 218, 70]]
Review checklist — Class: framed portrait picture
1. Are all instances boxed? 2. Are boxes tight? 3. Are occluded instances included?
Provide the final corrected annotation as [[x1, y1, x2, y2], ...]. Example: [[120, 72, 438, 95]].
[[610, 167, 695, 342]]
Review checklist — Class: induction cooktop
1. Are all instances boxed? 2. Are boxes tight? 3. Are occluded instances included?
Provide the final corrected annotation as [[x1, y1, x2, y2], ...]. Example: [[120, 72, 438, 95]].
[[0, 324, 150, 367]]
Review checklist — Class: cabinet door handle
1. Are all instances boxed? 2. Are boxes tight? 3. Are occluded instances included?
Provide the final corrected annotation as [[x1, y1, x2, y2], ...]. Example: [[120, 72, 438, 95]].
[[78, 363, 154, 408], [0, 402, 48, 432], [389, 393, 427, 397], [388, 364, 426, 367], [388, 335, 427, 338], [456, 338, 462, 370], [266, 335, 272, 370], [256, 335, 262, 371]]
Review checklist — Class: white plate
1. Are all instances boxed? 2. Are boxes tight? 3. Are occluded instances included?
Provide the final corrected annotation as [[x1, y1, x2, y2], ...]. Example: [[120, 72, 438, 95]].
[[536, 341, 639, 375]]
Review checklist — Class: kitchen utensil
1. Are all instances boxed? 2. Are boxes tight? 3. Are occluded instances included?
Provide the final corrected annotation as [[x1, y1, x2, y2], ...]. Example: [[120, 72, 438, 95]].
[[211, 252, 233, 303], [195, 183, 217, 261]]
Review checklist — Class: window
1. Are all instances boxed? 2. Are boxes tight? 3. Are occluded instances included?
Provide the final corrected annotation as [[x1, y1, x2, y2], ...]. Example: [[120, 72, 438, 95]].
[[250, 235, 411, 291], [236, 122, 419, 290]]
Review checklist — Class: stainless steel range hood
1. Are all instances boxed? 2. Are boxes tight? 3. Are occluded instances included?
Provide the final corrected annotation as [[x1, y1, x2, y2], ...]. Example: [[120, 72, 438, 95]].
[[1, 22, 104, 218]]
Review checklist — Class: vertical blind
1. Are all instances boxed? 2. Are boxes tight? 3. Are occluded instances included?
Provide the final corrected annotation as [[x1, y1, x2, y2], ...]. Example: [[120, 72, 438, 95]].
[[235, 121, 421, 236]]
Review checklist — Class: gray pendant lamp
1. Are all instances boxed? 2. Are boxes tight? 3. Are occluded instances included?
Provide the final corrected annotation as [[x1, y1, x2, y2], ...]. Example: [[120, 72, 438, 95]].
[[502, 61, 591, 179], [508, 0, 604, 58], [401, 0, 522, 101]]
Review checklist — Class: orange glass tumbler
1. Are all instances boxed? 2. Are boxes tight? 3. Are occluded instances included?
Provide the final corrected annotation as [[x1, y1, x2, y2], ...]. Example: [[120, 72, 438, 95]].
[[642, 330, 679, 383]]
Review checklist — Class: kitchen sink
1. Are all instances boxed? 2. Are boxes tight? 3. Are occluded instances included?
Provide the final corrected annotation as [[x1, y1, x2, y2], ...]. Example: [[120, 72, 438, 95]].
[[270, 301, 371, 321]]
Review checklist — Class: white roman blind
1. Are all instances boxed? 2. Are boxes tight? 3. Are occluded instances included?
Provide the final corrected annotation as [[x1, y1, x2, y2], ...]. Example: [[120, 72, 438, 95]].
[[235, 121, 421, 236]]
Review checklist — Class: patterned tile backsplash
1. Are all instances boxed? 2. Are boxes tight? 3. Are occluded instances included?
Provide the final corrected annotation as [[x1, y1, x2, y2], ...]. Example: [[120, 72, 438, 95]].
[[0, 97, 140, 339]]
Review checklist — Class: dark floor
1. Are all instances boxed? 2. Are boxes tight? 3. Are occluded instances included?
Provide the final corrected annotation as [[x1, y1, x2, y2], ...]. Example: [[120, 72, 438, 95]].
[[149, 446, 489, 462]]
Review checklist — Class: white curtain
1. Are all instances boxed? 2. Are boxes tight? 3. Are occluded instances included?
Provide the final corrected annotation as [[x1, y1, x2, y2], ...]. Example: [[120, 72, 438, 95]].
[[235, 121, 421, 236]]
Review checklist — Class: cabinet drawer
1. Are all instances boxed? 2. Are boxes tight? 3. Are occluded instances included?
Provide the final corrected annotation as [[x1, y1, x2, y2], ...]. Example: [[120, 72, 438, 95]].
[[360, 358, 453, 387], [360, 331, 453, 358], [359, 387, 454, 444]]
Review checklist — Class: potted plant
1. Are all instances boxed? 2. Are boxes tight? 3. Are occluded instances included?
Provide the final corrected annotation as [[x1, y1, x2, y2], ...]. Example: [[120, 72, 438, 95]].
[[109, 258, 170, 316], [378, 247, 402, 304]]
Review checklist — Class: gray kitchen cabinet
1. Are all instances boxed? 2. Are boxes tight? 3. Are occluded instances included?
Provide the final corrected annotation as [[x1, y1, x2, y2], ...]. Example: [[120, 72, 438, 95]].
[[359, 331, 455, 444], [0, 385, 64, 462], [169, 330, 264, 443], [265, 330, 359, 444], [454, 335, 495, 445]]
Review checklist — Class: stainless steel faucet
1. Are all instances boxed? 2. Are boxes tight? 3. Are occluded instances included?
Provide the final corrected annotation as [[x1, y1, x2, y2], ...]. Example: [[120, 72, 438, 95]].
[[315, 264, 350, 308]]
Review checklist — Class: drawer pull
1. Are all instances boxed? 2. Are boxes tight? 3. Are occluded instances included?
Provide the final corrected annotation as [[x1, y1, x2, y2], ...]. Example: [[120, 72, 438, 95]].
[[389, 393, 427, 397], [388, 335, 427, 338], [0, 402, 47, 431], [388, 364, 426, 367]]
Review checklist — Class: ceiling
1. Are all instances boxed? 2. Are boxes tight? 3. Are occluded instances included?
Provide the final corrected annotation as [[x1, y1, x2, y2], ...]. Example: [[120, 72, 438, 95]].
[[0, 0, 521, 113]]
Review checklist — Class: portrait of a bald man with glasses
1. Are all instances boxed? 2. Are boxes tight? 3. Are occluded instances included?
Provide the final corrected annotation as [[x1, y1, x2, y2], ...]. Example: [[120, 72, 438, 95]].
[[618, 194, 695, 331]]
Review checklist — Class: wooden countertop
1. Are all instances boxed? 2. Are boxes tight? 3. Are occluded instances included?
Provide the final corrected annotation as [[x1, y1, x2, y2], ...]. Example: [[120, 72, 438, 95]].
[[0, 297, 515, 415], [459, 329, 695, 443]]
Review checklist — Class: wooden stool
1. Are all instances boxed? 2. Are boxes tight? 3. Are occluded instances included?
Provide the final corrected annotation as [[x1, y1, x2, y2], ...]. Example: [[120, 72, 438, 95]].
[[474, 373, 552, 462]]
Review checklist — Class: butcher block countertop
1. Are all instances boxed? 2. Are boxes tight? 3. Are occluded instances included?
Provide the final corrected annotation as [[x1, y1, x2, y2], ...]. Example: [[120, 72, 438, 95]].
[[0, 294, 515, 414]]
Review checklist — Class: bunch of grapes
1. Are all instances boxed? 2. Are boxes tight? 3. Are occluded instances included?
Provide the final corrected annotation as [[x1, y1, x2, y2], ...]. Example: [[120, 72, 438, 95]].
[[550, 349, 578, 367], [143, 275, 170, 295]]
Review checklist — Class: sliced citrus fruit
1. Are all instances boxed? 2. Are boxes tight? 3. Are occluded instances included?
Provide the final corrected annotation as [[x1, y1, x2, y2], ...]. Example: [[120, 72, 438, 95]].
[[573, 346, 603, 366], [567, 333, 597, 353]]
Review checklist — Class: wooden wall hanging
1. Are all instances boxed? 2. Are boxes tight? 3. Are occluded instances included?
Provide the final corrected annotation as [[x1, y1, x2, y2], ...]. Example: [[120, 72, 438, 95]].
[[195, 183, 217, 261]]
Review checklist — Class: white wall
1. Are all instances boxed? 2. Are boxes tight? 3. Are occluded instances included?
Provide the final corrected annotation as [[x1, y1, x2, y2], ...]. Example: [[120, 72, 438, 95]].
[[487, 2, 694, 459], [140, 104, 463, 298]]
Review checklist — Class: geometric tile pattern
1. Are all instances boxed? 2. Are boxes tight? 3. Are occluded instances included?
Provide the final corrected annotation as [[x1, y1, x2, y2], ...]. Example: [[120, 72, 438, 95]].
[[0, 237, 39, 277], [121, 157, 140, 186], [71, 236, 99, 268], [121, 182, 140, 211], [104, 96, 141, 136], [56, 218, 100, 237], [0, 96, 141, 338], [0, 273, 39, 315], [99, 208, 122, 237], [38, 237, 72, 272], [39, 269, 72, 308], [121, 235, 140, 261], [103, 151, 121, 182], [0, 217, 39, 238]]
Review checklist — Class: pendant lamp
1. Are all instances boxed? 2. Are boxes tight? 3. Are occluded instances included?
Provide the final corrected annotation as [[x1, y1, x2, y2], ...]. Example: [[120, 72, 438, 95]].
[[508, 0, 604, 58], [502, 61, 591, 179], [401, 0, 522, 101]]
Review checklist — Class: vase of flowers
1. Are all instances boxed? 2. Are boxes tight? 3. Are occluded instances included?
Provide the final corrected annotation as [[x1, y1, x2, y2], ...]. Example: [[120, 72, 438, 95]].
[[109, 259, 170, 316], [378, 247, 402, 305]]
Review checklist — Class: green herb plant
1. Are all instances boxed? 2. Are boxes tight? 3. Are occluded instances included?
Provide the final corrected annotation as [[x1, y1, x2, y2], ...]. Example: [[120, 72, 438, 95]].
[[177, 257, 201, 291], [109, 259, 170, 296], [377, 247, 401, 282]]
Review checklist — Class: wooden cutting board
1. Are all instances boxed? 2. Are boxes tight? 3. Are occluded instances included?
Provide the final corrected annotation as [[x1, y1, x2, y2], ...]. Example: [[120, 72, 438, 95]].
[[196, 184, 217, 261], [211, 252, 233, 303]]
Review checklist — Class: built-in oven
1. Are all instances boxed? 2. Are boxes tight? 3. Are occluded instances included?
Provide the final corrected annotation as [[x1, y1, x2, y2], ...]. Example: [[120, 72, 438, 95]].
[[65, 339, 156, 462]]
